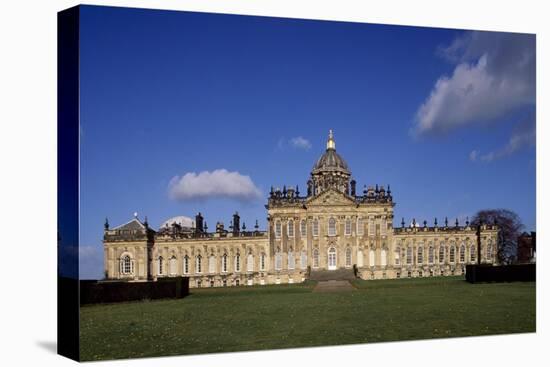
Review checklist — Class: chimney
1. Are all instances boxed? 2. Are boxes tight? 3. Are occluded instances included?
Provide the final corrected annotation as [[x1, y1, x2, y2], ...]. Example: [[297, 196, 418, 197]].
[[195, 212, 204, 235], [233, 212, 240, 236]]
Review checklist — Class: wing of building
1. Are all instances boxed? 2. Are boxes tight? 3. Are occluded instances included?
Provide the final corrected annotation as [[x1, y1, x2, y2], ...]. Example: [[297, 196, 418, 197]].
[[103, 131, 499, 287]]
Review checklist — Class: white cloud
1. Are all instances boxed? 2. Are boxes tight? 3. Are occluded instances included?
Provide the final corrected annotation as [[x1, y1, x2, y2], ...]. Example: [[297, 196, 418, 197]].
[[289, 136, 312, 150], [469, 150, 478, 161], [476, 116, 535, 162], [413, 31, 535, 136], [168, 169, 262, 202]]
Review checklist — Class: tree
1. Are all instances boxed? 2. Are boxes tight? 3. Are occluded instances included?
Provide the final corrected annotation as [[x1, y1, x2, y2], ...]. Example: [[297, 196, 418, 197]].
[[470, 209, 524, 264]]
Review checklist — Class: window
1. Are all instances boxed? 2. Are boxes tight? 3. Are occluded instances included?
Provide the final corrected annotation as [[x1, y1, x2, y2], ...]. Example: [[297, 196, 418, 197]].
[[288, 220, 294, 238], [345, 219, 351, 235], [357, 218, 364, 236], [196, 279, 202, 287], [369, 249, 375, 266], [381, 249, 387, 267], [208, 255, 216, 273], [394, 247, 401, 265], [300, 220, 307, 238], [183, 255, 189, 274], [158, 256, 164, 275], [380, 219, 387, 235], [418, 270, 423, 277], [396, 272, 401, 279], [223, 279, 227, 287], [260, 253, 266, 271], [195, 255, 202, 273], [369, 220, 375, 236], [406, 247, 412, 265], [428, 246, 434, 264], [288, 251, 295, 269], [235, 253, 241, 272], [407, 271, 412, 278], [247, 253, 254, 272], [459, 245, 466, 263], [275, 221, 282, 238], [439, 245, 445, 264], [301, 250, 307, 269], [470, 245, 476, 262], [169, 256, 177, 275], [487, 240, 493, 261], [449, 245, 456, 263], [357, 249, 364, 267], [222, 254, 228, 273], [235, 279, 240, 286], [313, 248, 320, 268], [121, 255, 133, 275], [275, 250, 282, 270], [345, 247, 352, 267], [328, 218, 336, 236], [429, 269, 434, 277], [417, 247, 423, 265], [210, 280, 215, 288], [313, 219, 319, 237]]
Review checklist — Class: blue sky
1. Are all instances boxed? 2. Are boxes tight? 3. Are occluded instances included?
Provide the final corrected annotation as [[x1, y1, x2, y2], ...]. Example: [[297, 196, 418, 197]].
[[78, 5, 536, 279]]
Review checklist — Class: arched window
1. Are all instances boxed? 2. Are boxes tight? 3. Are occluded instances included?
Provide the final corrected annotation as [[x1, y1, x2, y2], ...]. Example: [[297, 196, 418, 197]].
[[222, 254, 228, 273], [235, 253, 241, 272], [345, 247, 352, 267], [428, 246, 434, 264], [313, 248, 320, 268], [288, 250, 295, 270], [470, 245, 476, 262], [260, 253, 266, 271], [121, 255, 133, 275], [300, 220, 307, 238], [459, 244, 466, 263], [369, 249, 375, 267], [417, 247, 423, 265], [158, 256, 164, 275], [312, 219, 319, 237], [300, 250, 307, 269], [357, 218, 364, 236], [275, 221, 282, 238], [208, 254, 216, 273], [487, 240, 493, 261], [247, 253, 254, 272], [439, 244, 445, 264], [195, 255, 202, 274], [287, 220, 294, 238], [183, 255, 189, 274], [357, 249, 364, 267], [345, 219, 352, 235], [381, 249, 387, 267], [394, 247, 401, 265], [275, 250, 282, 270], [449, 245, 456, 263], [328, 218, 336, 236], [406, 247, 412, 265], [169, 256, 177, 275]]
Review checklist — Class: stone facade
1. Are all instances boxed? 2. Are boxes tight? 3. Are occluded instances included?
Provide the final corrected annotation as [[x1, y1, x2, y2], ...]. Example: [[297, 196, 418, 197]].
[[103, 131, 499, 287]]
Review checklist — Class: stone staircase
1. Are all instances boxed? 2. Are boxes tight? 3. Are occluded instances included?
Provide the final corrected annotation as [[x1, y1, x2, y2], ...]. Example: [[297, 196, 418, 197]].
[[309, 268, 356, 281]]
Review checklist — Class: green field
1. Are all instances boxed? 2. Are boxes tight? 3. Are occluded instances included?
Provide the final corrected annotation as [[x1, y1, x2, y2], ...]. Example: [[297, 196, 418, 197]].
[[79, 277, 536, 361]]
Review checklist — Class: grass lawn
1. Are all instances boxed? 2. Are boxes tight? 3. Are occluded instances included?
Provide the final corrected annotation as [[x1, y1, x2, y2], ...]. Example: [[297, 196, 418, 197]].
[[79, 277, 535, 361]]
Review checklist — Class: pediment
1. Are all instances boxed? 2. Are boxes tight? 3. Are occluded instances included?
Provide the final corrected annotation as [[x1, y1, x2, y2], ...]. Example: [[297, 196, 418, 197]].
[[306, 189, 356, 207]]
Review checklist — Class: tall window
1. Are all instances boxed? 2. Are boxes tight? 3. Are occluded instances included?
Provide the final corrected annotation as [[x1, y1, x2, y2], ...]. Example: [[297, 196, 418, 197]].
[[357, 249, 364, 267], [121, 255, 133, 275], [208, 255, 216, 273], [169, 256, 177, 275], [428, 246, 434, 264], [406, 247, 412, 265], [345, 219, 352, 235], [394, 247, 401, 265], [195, 255, 202, 273], [260, 253, 266, 271], [470, 245, 476, 262], [313, 219, 319, 237], [158, 256, 164, 275], [345, 247, 352, 267], [183, 255, 189, 274], [301, 250, 307, 269], [357, 218, 364, 236], [369, 249, 375, 266], [275, 250, 282, 270], [300, 220, 307, 238], [313, 248, 320, 268], [222, 254, 228, 273], [487, 240, 493, 261], [275, 221, 282, 238], [459, 245, 466, 263], [328, 218, 336, 236], [288, 220, 294, 238], [288, 251, 295, 269], [247, 253, 254, 272], [417, 247, 423, 265], [449, 245, 456, 263], [235, 253, 241, 272], [439, 245, 445, 264], [369, 220, 375, 236], [380, 219, 387, 235], [381, 249, 387, 267]]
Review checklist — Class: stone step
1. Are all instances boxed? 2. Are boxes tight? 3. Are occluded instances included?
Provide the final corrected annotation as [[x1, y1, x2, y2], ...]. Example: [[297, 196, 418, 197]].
[[309, 268, 356, 281]]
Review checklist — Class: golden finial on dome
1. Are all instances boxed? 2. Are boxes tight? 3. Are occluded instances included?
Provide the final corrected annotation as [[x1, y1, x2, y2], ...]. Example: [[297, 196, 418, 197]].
[[326, 129, 336, 150]]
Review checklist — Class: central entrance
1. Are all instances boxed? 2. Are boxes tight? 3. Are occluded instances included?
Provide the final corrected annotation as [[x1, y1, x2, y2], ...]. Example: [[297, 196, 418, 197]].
[[328, 247, 337, 270]]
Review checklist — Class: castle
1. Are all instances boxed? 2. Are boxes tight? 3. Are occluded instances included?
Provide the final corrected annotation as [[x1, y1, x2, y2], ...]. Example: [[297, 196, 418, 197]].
[[103, 131, 499, 287]]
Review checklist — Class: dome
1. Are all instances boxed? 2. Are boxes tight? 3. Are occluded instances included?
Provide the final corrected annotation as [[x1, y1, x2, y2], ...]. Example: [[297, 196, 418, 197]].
[[160, 216, 195, 229], [311, 130, 350, 175]]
